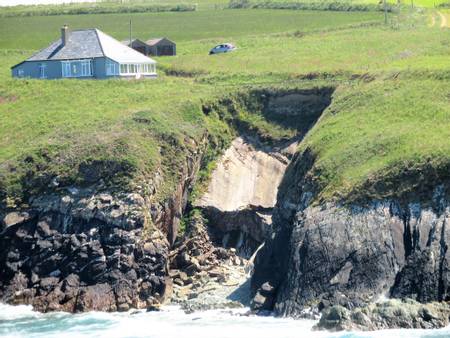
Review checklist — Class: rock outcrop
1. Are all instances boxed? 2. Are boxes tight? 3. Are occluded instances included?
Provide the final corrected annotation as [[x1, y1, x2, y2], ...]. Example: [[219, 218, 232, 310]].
[[251, 148, 450, 327], [169, 213, 250, 312], [0, 140, 204, 312], [315, 299, 450, 331], [0, 192, 170, 312]]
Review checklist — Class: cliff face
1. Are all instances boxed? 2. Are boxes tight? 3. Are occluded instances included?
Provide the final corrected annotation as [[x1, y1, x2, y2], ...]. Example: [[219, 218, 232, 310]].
[[0, 87, 334, 313], [251, 149, 450, 317], [0, 144, 203, 312], [195, 88, 333, 258], [194, 136, 293, 257]]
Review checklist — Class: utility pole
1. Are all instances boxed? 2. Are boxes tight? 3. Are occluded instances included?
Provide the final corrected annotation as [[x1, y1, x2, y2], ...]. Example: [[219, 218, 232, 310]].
[[129, 19, 132, 46], [383, 0, 388, 25]]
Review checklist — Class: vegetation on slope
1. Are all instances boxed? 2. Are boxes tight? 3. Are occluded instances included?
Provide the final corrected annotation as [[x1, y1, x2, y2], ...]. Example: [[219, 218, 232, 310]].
[[0, 4, 449, 207], [300, 79, 450, 203]]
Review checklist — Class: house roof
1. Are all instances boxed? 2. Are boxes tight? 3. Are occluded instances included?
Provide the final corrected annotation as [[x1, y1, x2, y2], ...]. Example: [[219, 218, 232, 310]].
[[14, 28, 155, 68], [96, 30, 155, 64], [146, 37, 175, 46]]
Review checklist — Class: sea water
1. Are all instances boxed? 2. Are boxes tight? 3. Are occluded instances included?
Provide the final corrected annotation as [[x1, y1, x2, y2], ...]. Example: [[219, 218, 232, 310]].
[[0, 304, 449, 338]]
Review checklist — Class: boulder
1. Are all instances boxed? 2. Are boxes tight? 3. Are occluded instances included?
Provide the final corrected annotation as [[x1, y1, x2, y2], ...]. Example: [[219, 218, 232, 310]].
[[314, 300, 450, 331], [75, 284, 117, 312]]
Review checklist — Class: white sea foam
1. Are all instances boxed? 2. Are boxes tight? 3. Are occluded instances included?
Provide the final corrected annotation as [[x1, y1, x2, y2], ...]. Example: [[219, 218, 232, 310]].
[[1, 303, 450, 338]]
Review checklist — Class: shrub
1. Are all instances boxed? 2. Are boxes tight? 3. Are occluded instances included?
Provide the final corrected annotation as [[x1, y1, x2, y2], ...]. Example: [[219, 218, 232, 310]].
[[227, 0, 394, 12], [0, 3, 196, 18]]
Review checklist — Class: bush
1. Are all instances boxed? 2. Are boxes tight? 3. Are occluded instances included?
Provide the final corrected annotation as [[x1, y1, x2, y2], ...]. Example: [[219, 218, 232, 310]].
[[227, 0, 394, 12], [0, 3, 196, 18]]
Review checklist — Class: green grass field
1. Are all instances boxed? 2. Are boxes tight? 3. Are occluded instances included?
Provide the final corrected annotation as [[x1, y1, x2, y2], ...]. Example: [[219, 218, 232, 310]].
[[0, 9, 380, 49], [0, 3, 449, 204]]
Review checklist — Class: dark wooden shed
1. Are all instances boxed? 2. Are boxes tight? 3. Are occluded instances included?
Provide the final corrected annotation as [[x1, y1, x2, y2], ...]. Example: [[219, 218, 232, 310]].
[[123, 39, 149, 55], [146, 38, 176, 56]]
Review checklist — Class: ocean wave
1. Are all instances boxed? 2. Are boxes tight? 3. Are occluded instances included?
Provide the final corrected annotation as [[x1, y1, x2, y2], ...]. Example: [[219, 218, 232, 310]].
[[0, 303, 449, 338]]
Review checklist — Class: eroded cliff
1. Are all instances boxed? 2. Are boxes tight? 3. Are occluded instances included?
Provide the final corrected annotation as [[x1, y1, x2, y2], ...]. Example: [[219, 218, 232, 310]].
[[0, 87, 334, 313], [251, 147, 450, 328]]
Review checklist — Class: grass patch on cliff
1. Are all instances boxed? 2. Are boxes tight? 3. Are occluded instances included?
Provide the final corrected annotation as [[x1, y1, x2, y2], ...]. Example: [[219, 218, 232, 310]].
[[300, 78, 450, 202]]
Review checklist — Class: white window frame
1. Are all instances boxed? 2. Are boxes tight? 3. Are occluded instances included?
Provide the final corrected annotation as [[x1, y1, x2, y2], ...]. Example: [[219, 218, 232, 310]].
[[81, 60, 91, 77], [62, 61, 71, 77], [119, 63, 156, 75], [61, 59, 93, 78], [17, 69, 24, 78], [39, 63, 47, 79]]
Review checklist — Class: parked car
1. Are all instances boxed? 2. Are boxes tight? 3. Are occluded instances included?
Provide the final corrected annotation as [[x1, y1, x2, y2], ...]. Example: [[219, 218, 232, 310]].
[[209, 43, 236, 55]]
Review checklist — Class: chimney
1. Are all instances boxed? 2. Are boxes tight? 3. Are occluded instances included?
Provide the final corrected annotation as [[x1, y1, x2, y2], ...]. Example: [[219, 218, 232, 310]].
[[61, 25, 69, 47]]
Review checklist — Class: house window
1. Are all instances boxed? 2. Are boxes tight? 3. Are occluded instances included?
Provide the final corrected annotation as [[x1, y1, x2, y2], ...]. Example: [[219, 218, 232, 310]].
[[81, 60, 92, 76], [39, 64, 47, 78], [106, 60, 117, 76], [62, 62, 71, 77], [119, 63, 155, 75], [17, 69, 24, 78], [62, 60, 93, 78]]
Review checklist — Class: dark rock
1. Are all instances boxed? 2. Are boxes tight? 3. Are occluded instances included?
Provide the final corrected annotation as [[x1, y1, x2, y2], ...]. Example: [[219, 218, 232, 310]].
[[0, 194, 171, 313], [39, 277, 60, 292], [146, 304, 161, 312], [314, 299, 450, 331], [76, 284, 117, 312], [391, 247, 449, 302], [252, 179, 450, 317], [184, 263, 199, 277], [315, 305, 351, 331], [214, 247, 230, 260], [251, 290, 274, 313], [174, 278, 184, 286]]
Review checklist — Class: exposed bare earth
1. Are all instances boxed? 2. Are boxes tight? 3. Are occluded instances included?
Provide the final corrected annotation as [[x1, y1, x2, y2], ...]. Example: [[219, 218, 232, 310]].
[[196, 137, 294, 211]]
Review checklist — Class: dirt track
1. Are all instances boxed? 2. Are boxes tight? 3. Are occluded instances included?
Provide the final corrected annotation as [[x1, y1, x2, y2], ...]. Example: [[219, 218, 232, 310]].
[[438, 11, 448, 28]]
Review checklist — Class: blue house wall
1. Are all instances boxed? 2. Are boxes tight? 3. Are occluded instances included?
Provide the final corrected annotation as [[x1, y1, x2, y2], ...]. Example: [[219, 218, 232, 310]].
[[12, 60, 63, 79], [11, 57, 119, 80]]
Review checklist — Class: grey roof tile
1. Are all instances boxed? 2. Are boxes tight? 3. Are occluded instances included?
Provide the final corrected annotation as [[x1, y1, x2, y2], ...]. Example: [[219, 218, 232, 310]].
[[27, 29, 104, 61]]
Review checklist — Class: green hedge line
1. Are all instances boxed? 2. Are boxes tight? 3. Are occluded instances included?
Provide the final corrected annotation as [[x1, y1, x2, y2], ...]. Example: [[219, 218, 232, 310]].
[[0, 3, 196, 18], [228, 0, 393, 12]]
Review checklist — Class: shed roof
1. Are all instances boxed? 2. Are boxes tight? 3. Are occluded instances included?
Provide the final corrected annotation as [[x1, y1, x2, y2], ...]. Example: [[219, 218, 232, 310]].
[[121, 38, 146, 45], [146, 37, 175, 46], [17, 28, 155, 66]]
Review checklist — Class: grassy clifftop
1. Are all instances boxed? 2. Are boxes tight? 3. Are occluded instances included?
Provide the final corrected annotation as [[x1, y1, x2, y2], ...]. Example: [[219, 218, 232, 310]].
[[301, 78, 450, 203], [0, 5, 449, 207]]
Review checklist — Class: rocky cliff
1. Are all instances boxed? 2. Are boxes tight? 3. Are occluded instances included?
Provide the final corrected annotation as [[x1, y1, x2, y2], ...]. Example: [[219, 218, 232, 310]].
[[251, 148, 450, 326], [0, 143, 204, 312], [194, 136, 294, 257], [195, 88, 333, 258]]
